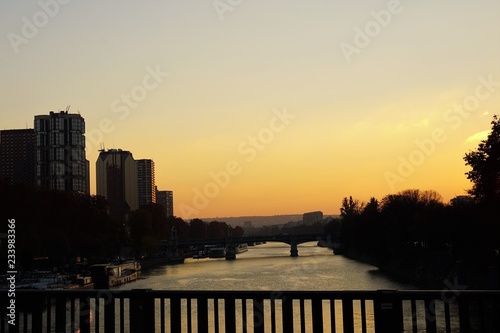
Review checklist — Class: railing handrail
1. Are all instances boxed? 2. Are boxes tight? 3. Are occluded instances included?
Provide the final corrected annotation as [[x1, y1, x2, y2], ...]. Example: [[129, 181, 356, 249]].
[[4, 288, 500, 295], [2, 289, 500, 333]]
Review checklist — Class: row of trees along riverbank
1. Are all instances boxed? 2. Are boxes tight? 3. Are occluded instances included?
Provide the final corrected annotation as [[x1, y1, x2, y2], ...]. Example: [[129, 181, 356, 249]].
[[325, 116, 500, 289], [0, 181, 243, 271]]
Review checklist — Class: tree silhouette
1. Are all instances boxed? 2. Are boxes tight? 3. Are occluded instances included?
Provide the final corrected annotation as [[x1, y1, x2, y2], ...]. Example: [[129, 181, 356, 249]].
[[340, 196, 364, 217], [464, 115, 500, 205]]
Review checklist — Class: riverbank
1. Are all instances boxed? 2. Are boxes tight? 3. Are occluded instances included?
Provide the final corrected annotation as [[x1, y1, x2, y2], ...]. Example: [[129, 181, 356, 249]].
[[339, 248, 459, 290]]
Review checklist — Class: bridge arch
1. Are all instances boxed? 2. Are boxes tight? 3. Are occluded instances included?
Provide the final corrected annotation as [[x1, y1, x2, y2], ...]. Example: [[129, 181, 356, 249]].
[[164, 233, 331, 259]]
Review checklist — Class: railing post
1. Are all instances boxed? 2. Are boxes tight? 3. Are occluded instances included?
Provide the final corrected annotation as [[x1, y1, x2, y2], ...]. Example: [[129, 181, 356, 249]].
[[130, 289, 155, 333], [253, 298, 265, 333], [79, 296, 91, 333], [424, 298, 437, 333], [102, 290, 116, 333], [197, 296, 209, 333], [373, 290, 403, 333], [342, 298, 354, 333], [170, 296, 182, 333], [311, 297, 324, 333], [282, 293, 293, 332], [55, 295, 66, 333], [224, 296, 236, 332]]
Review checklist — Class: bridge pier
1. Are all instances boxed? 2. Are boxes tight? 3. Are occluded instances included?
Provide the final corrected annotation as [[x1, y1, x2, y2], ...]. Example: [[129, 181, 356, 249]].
[[225, 246, 236, 260], [290, 242, 298, 257]]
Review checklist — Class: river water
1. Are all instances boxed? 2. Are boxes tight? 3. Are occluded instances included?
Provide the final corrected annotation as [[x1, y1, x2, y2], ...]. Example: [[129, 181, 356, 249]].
[[114, 242, 425, 332], [20, 243, 464, 332], [119, 242, 414, 292]]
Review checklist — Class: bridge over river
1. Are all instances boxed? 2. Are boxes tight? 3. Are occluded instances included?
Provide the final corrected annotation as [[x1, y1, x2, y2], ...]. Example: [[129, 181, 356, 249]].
[[159, 232, 341, 260]]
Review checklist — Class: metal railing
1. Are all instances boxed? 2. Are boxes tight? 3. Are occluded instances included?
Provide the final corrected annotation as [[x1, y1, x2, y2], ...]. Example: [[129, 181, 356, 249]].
[[1, 289, 500, 332]]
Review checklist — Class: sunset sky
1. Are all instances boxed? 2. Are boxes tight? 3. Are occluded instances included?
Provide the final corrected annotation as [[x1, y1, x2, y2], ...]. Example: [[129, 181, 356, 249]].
[[1, 1, 499, 219]]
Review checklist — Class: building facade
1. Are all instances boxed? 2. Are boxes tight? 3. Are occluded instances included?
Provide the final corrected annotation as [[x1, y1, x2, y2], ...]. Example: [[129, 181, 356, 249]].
[[137, 159, 156, 207], [34, 111, 88, 193], [96, 149, 138, 222], [0, 129, 36, 186], [302, 211, 323, 225], [156, 189, 173, 218]]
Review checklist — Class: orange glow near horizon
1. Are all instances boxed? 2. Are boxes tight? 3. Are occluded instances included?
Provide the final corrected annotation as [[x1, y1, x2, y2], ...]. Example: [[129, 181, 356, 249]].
[[1, 1, 499, 219]]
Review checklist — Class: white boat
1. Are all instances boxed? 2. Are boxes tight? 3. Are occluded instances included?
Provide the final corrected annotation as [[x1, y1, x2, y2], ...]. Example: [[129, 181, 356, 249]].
[[91, 260, 141, 288], [234, 243, 248, 254]]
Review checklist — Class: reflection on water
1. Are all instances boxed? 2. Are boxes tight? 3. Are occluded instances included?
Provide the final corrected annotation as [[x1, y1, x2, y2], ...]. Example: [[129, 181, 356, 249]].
[[115, 242, 418, 332], [27, 243, 465, 332], [119, 242, 415, 292]]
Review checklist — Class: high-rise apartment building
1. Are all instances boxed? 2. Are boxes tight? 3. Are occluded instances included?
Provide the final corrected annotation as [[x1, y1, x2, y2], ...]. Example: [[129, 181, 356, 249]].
[[96, 149, 138, 221], [34, 111, 89, 193], [156, 189, 173, 217], [137, 159, 156, 207], [0, 129, 36, 186]]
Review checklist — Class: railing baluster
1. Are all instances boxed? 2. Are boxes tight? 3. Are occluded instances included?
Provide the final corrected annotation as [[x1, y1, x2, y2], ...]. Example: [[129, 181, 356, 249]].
[[119, 297, 125, 333], [224, 296, 236, 333], [242, 298, 247, 333], [330, 298, 336, 333], [170, 296, 181, 333], [253, 298, 264, 333], [300, 298, 305, 333], [94, 297, 100, 333], [458, 298, 471, 333], [214, 298, 219, 333], [342, 298, 354, 333], [270, 297, 276, 333], [33, 297, 43, 333], [282, 295, 293, 332], [71, 297, 76, 333], [104, 292, 115, 333], [411, 299, 418, 333], [46, 296, 51, 333], [79, 296, 91, 333], [160, 298, 165, 333], [23, 307, 28, 333], [311, 297, 323, 333], [16, 292, 27, 333], [444, 301, 451, 333], [187, 298, 192, 333], [55, 295, 66, 333], [424, 299, 437, 333], [360, 299, 367, 333], [197, 296, 208, 333]]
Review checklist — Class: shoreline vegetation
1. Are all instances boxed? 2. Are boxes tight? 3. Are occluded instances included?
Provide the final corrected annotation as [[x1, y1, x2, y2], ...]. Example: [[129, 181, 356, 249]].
[[324, 116, 500, 290], [325, 188, 499, 290]]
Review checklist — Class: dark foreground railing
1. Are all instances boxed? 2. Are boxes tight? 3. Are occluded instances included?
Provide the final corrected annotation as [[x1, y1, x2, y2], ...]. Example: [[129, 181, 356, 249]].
[[1, 289, 500, 333]]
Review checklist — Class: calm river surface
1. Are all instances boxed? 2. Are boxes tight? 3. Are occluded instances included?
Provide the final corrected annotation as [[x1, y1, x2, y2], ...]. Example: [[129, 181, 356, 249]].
[[114, 242, 423, 332], [119, 242, 415, 291]]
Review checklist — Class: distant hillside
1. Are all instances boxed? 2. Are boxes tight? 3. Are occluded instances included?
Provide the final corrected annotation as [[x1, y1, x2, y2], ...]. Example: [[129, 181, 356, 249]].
[[198, 214, 339, 227]]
